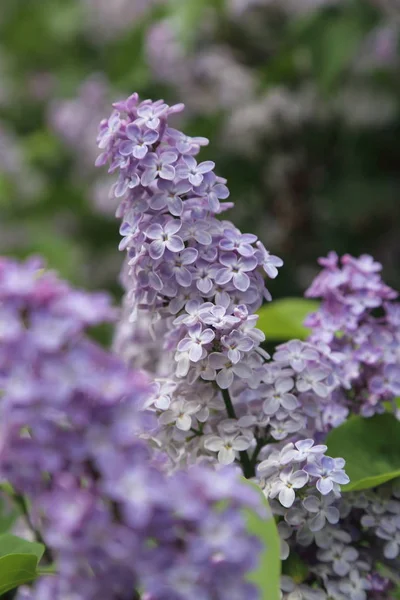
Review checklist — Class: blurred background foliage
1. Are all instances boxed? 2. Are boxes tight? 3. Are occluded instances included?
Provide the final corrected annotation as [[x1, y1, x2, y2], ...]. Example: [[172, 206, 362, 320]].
[[0, 0, 399, 299]]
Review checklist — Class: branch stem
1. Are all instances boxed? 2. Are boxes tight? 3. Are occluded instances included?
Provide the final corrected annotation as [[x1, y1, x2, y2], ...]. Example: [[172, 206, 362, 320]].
[[221, 388, 254, 479]]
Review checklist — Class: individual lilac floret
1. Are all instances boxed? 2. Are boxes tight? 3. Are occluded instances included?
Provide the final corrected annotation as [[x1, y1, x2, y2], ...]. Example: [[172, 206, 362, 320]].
[[176, 154, 215, 186], [302, 494, 340, 531], [317, 542, 359, 576], [273, 340, 319, 373], [177, 323, 215, 362], [140, 150, 177, 186], [145, 219, 184, 259], [119, 123, 159, 159], [269, 467, 309, 508], [304, 456, 350, 495]]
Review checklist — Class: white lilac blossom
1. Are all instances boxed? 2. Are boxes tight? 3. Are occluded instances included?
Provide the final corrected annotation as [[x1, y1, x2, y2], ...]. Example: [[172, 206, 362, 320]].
[[0, 257, 264, 600]]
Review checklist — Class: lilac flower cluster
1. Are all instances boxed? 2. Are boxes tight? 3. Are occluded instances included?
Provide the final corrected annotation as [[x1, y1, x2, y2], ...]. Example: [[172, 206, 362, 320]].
[[276, 480, 400, 599], [97, 93, 362, 599], [305, 252, 400, 418], [0, 256, 263, 600], [96, 94, 350, 473]]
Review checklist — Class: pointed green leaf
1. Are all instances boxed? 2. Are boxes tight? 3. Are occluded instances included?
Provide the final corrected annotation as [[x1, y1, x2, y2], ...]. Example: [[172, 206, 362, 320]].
[[0, 553, 39, 595], [257, 298, 319, 341], [244, 482, 281, 600], [326, 414, 400, 492], [0, 534, 44, 561]]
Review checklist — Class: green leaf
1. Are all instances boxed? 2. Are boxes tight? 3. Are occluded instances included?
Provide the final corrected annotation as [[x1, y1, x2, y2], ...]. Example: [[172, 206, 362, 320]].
[[326, 414, 400, 492], [282, 552, 309, 584], [244, 482, 281, 600], [0, 534, 44, 561], [257, 298, 319, 341], [0, 553, 39, 595], [0, 495, 19, 534], [312, 13, 366, 91], [0, 534, 45, 595], [168, 0, 224, 48]]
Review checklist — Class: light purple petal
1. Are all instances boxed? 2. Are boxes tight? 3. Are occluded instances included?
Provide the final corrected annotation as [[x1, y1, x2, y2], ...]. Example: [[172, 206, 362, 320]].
[[198, 160, 215, 173], [233, 272, 250, 292], [215, 268, 233, 285], [167, 195, 183, 216], [165, 220, 182, 235], [133, 145, 148, 160], [189, 344, 204, 362], [149, 240, 165, 260], [217, 369, 234, 389], [176, 267, 192, 287], [166, 236, 184, 253], [290, 470, 309, 488], [317, 478, 334, 495], [208, 353, 228, 370], [181, 248, 198, 264], [150, 193, 167, 210], [119, 141, 134, 156], [219, 252, 237, 267], [279, 487, 295, 508], [160, 164, 175, 180], [280, 393, 298, 411], [200, 329, 215, 344], [126, 123, 140, 141], [146, 223, 163, 240]]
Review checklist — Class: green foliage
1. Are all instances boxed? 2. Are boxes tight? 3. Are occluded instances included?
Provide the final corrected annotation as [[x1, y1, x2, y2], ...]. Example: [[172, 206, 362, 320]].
[[256, 298, 318, 341], [168, 0, 225, 48], [0, 534, 45, 596], [326, 414, 400, 492], [244, 482, 281, 600], [282, 552, 309, 584], [0, 495, 19, 534]]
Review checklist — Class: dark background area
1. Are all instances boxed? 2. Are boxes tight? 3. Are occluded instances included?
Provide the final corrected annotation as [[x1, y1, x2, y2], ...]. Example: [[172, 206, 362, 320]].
[[0, 0, 399, 300]]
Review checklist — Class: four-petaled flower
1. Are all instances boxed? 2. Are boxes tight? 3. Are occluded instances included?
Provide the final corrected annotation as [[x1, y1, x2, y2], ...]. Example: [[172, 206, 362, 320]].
[[177, 323, 215, 362], [158, 398, 201, 431], [161, 248, 198, 287], [204, 431, 251, 465], [221, 330, 254, 363], [136, 103, 168, 130], [270, 467, 309, 508], [194, 172, 230, 212], [146, 220, 184, 260], [219, 228, 257, 257], [273, 340, 319, 373], [141, 151, 178, 186], [262, 377, 298, 415], [216, 252, 258, 292], [302, 494, 340, 532], [119, 124, 159, 159], [304, 456, 350, 495], [207, 352, 252, 388], [176, 155, 215, 187], [150, 179, 192, 216], [317, 542, 358, 576]]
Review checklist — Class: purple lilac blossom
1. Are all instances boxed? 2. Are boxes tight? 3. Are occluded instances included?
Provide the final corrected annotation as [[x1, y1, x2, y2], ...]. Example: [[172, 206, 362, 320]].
[[0, 256, 263, 600], [96, 93, 359, 599], [305, 252, 400, 418]]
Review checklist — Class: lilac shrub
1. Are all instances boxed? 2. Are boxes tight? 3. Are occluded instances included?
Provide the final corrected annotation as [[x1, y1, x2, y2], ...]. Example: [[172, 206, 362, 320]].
[[0, 256, 264, 600], [96, 93, 394, 598]]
